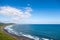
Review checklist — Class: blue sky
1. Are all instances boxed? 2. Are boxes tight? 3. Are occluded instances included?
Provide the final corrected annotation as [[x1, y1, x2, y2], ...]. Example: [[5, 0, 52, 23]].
[[0, 0, 60, 24]]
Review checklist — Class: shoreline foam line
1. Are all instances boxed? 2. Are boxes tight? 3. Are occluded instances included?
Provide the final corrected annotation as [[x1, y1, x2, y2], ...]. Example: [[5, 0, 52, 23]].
[[4, 25, 20, 36], [4, 25, 53, 40]]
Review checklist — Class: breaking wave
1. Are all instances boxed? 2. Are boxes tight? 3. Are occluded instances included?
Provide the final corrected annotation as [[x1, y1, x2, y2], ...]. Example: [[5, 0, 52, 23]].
[[4, 25, 53, 40]]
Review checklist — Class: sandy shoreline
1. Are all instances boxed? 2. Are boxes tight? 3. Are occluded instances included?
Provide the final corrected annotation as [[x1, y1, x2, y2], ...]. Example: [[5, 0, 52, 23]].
[[2, 25, 33, 40]]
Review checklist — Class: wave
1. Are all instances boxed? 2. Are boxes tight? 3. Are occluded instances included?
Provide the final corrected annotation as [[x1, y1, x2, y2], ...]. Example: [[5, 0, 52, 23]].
[[4, 25, 20, 36], [4, 25, 53, 40], [19, 33, 53, 40]]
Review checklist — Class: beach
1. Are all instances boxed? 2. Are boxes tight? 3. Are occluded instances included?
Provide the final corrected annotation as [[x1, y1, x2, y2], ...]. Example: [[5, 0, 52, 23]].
[[1, 24, 60, 40], [0, 24, 33, 40], [7, 24, 60, 40]]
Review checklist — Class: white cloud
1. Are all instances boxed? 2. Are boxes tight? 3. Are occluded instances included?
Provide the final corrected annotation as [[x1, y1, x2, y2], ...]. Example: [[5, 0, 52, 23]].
[[0, 6, 32, 23]]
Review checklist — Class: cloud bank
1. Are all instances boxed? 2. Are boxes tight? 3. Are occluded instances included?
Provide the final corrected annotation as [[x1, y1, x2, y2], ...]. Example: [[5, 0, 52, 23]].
[[0, 6, 32, 23]]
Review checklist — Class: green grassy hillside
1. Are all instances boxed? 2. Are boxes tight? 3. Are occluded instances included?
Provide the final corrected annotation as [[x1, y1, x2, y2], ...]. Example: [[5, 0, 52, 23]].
[[0, 24, 16, 40]]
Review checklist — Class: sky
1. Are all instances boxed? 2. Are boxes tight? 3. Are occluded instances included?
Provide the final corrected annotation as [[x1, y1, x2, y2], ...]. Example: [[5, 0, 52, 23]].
[[0, 0, 60, 24]]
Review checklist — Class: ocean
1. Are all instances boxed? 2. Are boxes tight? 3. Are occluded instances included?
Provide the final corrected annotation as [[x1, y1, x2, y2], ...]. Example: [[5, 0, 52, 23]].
[[4, 24, 60, 40]]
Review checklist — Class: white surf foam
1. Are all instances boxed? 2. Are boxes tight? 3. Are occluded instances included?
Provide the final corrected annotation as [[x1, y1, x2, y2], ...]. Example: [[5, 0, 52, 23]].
[[4, 25, 53, 40], [19, 32, 53, 40], [42, 38, 50, 40], [4, 25, 20, 36], [19, 32, 40, 40]]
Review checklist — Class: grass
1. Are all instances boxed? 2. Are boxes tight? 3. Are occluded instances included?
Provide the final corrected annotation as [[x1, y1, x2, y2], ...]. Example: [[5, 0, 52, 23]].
[[0, 24, 16, 40]]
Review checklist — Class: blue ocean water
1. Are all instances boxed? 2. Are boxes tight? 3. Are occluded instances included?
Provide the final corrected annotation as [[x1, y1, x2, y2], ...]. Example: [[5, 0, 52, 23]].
[[5, 24, 60, 40]]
